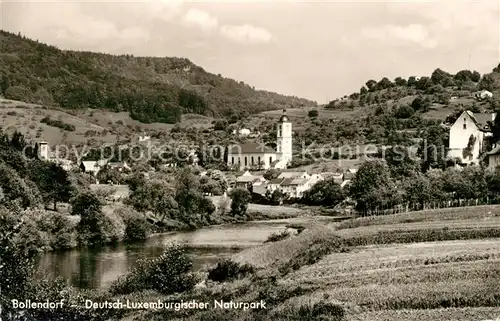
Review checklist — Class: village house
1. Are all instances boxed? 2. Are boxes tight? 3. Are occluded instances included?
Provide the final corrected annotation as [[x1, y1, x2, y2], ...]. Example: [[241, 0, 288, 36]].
[[486, 145, 500, 171], [107, 161, 131, 172], [266, 171, 323, 199], [234, 171, 266, 193], [322, 172, 344, 184], [227, 110, 292, 170], [80, 160, 108, 175], [475, 90, 493, 100], [447, 111, 495, 164]]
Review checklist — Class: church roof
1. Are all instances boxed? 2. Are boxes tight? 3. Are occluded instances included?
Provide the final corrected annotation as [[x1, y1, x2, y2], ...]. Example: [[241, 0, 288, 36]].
[[279, 115, 290, 122], [229, 142, 275, 154]]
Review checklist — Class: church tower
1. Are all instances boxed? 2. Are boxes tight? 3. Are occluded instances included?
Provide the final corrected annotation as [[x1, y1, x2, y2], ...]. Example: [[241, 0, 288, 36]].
[[277, 109, 292, 165]]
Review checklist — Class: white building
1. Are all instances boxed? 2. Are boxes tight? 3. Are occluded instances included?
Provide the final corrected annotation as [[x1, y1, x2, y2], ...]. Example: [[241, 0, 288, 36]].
[[267, 171, 321, 199], [232, 128, 251, 136], [447, 111, 495, 164], [227, 110, 293, 170], [475, 90, 493, 100], [81, 160, 108, 175]]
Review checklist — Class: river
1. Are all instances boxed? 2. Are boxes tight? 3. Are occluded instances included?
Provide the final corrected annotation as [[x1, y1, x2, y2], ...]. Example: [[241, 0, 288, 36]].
[[36, 219, 299, 290]]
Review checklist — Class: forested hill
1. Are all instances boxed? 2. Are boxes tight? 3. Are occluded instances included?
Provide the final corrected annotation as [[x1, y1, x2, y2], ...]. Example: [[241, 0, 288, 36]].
[[0, 30, 316, 124]]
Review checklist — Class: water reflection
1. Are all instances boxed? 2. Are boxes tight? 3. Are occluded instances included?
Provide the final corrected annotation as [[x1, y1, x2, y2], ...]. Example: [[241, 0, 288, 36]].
[[36, 222, 288, 289]]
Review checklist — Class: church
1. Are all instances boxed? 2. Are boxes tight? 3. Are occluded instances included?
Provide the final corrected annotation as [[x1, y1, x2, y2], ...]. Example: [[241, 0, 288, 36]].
[[227, 110, 292, 170]]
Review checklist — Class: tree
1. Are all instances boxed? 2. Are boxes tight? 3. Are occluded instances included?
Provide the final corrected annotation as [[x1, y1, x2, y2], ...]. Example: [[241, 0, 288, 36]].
[[4, 85, 30, 101], [213, 120, 228, 131], [205, 169, 228, 194], [478, 74, 496, 91], [360, 86, 368, 95], [0, 74, 10, 94], [416, 77, 432, 90], [0, 163, 41, 209], [268, 189, 286, 205], [471, 71, 481, 82], [71, 191, 109, 246], [302, 178, 345, 206], [419, 125, 447, 172], [128, 178, 178, 222], [0, 207, 38, 313], [365, 79, 377, 91], [228, 188, 251, 217], [31, 162, 74, 210], [454, 70, 473, 84], [394, 105, 415, 119], [407, 76, 418, 87], [175, 168, 215, 226], [263, 169, 281, 180], [431, 68, 454, 87], [411, 95, 431, 112], [308, 110, 319, 118], [71, 191, 102, 217], [485, 166, 500, 198], [96, 164, 123, 184], [384, 145, 419, 178], [402, 173, 432, 210], [377, 77, 393, 90], [394, 77, 407, 86], [349, 160, 398, 215]]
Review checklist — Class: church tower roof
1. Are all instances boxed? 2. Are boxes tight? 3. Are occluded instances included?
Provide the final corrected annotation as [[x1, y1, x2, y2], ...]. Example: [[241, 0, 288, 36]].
[[279, 109, 290, 123]]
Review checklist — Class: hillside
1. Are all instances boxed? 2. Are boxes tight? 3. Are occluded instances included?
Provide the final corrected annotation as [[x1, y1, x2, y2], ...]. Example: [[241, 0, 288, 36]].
[[0, 30, 316, 124], [250, 64, 500, 150]]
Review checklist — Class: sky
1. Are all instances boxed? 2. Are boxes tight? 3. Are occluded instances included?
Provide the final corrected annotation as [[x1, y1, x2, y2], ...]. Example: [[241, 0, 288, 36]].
[[1, 0, 499, 103]]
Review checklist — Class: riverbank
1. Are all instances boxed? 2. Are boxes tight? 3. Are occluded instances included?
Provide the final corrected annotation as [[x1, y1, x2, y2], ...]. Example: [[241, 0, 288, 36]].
[[36, 216, 329, 290], [25, 200, 311, 255], [14, 206, 500, 320]]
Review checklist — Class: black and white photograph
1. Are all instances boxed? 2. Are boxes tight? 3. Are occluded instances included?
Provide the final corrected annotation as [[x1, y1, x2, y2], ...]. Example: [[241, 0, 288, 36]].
[[1, 0, 500, 320]]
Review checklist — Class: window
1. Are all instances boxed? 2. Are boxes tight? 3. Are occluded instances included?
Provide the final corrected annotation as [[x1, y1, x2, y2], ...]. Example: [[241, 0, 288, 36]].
[[231, 157, 234, 164], [258, 156, 261, 165], [269, 156, 272, 164], [251, 156, 254, 165], [464, 118, 466, 121], [463, 124, 467, 130], [244, 157, 247, 166]]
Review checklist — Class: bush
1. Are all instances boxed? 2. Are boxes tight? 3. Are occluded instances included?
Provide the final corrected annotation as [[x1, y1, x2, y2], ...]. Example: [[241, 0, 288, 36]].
[[207, 259, 255, 282], [394, 105, 415, 119], [265, 230, 290, 243], [308, 110, 318, 118], [109, 244, 197, 295], [40, 116, 75, 131], [278, 301, 345, 321], [124, 215, 149, 241]]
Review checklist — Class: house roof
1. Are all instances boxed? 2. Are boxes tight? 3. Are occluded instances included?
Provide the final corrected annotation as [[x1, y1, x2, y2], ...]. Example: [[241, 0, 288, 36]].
[[236, 172, 264, 183], [466, 111, 496, 131], [278, 171, 307, 179], [229, 142, 275, 154], [289, 178, 309, 186], [269, 178, 285, 184], [82, 160, 107, 170], [487, 145, 500, 156], [280, 178, 295, 186]]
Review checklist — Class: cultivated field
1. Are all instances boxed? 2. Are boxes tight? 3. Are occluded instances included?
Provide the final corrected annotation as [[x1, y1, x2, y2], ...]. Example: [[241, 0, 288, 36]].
[[231, 206, 500, 320]]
